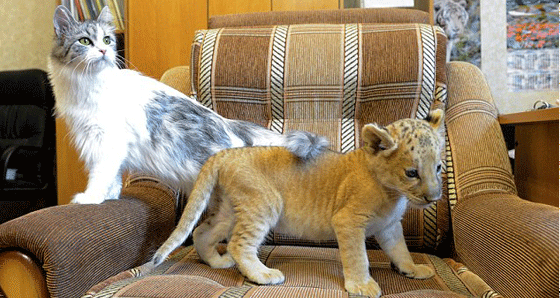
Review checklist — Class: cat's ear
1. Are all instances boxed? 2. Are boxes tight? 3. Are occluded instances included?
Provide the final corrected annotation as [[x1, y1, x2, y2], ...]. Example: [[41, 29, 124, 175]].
[[97, 6, 114, 24], [362, 123, 397, 156], [424, 109, 444, 130], [53, 5, 77, 37]]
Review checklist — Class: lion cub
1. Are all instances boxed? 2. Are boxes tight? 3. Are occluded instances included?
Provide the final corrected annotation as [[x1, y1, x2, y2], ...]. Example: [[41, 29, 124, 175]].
[[152, 109, 445, 298]]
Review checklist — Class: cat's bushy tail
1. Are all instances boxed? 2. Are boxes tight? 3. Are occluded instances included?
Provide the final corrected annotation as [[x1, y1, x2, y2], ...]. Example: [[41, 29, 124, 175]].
[[282, 130, 329, 160], [151, 159, 219, 266]]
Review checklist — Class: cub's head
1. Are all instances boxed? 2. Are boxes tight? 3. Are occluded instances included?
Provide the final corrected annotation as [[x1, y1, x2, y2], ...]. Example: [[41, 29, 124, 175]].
[[362, 109, 445, 208]]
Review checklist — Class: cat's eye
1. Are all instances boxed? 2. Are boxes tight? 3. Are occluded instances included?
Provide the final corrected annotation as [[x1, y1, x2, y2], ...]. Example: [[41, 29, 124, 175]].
[[78, 37, 92, 46], [436, 163, 442, 173], [405, 169, 419, 179], [103, 36, 111, 45]]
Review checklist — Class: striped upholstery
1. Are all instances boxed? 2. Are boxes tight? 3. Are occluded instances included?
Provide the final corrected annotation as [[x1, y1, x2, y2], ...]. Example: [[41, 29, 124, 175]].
[[82, 245, 502, 298], [0, 179, 177, 298], [190, 23, 448, 252], [2, 8, 555, 298]]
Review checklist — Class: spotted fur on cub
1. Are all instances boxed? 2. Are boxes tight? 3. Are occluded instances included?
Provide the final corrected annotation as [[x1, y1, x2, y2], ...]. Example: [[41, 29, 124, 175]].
[[152, 109, 446, 298]]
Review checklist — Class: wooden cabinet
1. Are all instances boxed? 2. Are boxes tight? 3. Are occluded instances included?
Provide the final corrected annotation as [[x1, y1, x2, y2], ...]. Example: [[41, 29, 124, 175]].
[[498, 108, 559, 207], [56, 120, 88, 205], [126, 0, 342, 80], [126, 0, 207, 80], [273, 0, 341, 11], [209, 0, 271, 17]]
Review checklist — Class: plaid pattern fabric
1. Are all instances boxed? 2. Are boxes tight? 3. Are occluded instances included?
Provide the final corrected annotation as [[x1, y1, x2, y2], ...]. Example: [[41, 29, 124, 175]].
[[190, 23, 448, 252], [82, 244, 502, 298]]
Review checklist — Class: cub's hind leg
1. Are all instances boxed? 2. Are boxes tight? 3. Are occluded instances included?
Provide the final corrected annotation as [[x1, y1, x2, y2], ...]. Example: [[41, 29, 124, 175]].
[[193, 199, 236, 269], [227, 189, 284, 285]]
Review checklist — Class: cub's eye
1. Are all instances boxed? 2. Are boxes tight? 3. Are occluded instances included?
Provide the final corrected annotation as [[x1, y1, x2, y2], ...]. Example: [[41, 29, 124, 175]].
[[436, 163, 442, 173], [405, 169, 419, 179], [78, 37, 92, 46], [103, 36, 111, 45]]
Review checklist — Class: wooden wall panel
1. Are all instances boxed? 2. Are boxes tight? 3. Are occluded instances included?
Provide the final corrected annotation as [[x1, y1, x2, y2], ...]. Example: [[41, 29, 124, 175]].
[[273, 0, 340, 11], [56, 119, 88, 205], [126, 0, 208, 80], [209, 0, 271, 17]]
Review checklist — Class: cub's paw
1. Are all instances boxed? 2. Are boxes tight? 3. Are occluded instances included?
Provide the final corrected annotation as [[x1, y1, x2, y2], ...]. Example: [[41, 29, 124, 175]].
[[207, 253, 236, 269], [71, 192, 106, 204], [345, 277, 382, 298], [248, 268, 285, 285], [393, 263, 435, 279]]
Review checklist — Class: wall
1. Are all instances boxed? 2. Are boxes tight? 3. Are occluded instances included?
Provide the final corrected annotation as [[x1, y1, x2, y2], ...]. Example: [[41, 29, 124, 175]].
[[0, 0, 57, 71]]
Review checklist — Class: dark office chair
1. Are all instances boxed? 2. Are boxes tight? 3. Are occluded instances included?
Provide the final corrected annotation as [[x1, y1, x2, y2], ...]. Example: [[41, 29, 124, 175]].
[[0, 69, 57, 223]]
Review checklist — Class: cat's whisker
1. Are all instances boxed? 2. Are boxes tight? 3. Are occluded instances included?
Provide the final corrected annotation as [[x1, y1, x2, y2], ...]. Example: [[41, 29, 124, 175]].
[[69, 59, 85, 79], [51, 55, 82, 79], [116, 55, 139, 70]]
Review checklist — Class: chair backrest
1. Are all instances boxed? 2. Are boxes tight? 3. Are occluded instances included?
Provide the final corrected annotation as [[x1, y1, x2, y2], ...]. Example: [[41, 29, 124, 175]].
[[0, 69, 55, 153], [189, 8, 449, 254], [0, 105, 46, 152]]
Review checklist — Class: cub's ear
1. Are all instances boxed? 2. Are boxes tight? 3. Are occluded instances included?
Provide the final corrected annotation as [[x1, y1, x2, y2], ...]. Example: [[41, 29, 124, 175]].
[[362, 124, 397, 156], [53, 5, 77, 37], [424, 109, 444, 130]]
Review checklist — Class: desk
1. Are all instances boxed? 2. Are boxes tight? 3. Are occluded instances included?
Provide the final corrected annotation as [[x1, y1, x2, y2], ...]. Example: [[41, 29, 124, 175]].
[[498, 107, 559, 207]]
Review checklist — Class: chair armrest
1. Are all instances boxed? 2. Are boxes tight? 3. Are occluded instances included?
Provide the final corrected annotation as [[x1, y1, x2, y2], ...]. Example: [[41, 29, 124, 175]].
[[445, 62, 558, 297], [453, 193, 558, 298], [445, 61, 517, 199], [159, 66, 192, 96], [0, 179, 177, 298]]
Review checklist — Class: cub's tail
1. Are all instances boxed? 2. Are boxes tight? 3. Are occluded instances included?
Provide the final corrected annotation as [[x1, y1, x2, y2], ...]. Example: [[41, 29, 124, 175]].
[[282, 130, 330, 160], [151, 157, 219, 266]]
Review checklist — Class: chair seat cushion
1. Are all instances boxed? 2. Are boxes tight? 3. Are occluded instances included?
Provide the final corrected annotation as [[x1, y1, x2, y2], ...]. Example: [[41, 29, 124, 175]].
[[82, 245, 501, 298]]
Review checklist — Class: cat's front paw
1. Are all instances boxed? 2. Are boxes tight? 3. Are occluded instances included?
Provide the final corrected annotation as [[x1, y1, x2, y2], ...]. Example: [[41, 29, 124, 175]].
[[207, 253, 236, 269], [393, 263, 435, 279], [71, 192, 106, 204], [345, 277, 382, 298], [106, 181, 122, 200]]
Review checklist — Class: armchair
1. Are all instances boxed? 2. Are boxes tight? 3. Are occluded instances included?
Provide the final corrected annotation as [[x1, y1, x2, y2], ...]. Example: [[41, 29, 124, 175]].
[[0, 69, 57, 224], [0, 8, 557, 298]]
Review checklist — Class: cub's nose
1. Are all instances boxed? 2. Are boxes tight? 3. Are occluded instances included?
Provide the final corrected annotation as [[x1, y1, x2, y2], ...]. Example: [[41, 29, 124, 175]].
[[423, 189, 442, 203]]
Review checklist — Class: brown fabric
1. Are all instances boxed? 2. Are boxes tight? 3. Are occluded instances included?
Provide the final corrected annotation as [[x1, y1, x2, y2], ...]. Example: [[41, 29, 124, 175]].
[[444, 259, 503, 298], [83, 245, 489, 298], [160, 65, 192, 95], [191, 22, 449, 253], [208, 8, 430, 28], [382, 290, 467, 298], [453, 193, 559, 298], [0, 180, 177, 298], [445, 62, 517, 200], [445, 63, 558, 298]]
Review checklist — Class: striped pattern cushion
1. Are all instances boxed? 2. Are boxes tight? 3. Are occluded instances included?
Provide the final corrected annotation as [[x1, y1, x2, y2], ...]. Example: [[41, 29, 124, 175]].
[[82, 245, 503, 298], [190, 23, 449, 252]]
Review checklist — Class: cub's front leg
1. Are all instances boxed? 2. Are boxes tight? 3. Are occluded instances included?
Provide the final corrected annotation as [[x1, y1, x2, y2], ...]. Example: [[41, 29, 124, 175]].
[[375, 221, 435, 279], [333, 213, 382, 298]]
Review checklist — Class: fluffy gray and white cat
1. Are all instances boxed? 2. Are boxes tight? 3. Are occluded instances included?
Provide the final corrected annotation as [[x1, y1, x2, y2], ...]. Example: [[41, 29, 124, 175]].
[[48, 6, 328, 204]]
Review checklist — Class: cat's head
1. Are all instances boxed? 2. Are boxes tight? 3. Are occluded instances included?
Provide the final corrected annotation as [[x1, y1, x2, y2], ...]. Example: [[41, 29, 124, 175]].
[[361, 109, 445, 208], [51, 5, 118, 72]]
